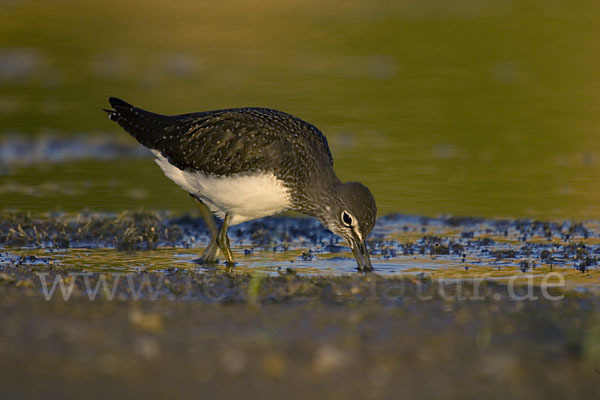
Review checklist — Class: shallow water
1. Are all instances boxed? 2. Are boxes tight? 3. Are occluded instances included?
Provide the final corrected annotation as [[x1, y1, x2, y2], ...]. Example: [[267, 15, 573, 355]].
[[2, 212, 599, 288], [2, 0, 600, 219]]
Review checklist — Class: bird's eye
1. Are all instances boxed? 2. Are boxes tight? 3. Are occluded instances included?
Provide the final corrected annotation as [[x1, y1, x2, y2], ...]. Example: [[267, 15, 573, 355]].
[[341, 211, 353, 226]]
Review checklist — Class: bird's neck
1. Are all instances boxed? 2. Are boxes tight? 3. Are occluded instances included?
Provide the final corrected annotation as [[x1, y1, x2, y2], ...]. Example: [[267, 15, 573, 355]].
[[292, 174, 342, 222]]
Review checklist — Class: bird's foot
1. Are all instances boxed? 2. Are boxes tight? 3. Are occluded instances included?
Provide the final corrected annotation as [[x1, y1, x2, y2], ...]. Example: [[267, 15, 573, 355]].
[[224, 261, 236, 272], [192, 239, 220, 265], [192, 256, 219, 265], [357, 265, 374, 274]]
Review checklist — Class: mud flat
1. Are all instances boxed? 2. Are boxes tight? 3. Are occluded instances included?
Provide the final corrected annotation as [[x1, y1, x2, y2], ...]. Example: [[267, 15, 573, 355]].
[[1, 211, 600, 399]]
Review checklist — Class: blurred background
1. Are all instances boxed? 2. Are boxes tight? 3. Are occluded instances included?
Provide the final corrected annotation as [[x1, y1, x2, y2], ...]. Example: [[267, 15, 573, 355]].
[[1, 0, 600, 220]]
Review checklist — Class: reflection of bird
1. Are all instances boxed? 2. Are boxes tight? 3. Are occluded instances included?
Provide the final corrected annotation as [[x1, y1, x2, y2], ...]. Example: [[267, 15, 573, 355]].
[[105, 97, 377, 271]]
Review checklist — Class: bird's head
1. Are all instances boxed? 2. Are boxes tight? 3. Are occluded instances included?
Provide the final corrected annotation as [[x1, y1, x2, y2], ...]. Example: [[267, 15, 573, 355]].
[[321, 181, 377, 271]]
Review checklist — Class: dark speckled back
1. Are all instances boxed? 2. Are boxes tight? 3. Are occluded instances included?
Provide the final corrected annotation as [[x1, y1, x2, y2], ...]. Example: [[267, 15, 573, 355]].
[[106, 98, 334, 188]]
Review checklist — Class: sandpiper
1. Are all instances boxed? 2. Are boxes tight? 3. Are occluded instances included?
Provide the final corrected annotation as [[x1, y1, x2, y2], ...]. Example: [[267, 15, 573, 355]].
[[105, 97, 377, 271]]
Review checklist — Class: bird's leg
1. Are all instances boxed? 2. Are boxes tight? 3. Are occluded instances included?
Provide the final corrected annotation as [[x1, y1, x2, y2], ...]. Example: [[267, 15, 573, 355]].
[[216, 213, 235, 267], [191, 195, 219, 263]]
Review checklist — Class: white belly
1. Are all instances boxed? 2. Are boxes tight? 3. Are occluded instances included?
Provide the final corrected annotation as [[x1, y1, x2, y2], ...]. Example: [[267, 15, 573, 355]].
[[152, 151, 291, 225]]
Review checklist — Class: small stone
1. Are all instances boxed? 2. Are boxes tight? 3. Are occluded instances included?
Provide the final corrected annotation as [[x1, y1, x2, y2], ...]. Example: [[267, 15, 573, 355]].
[[16, 278, 35, 288], [312, 345, 350, 374], [0, 272, 16, 283], [128, 309, 164, 333]]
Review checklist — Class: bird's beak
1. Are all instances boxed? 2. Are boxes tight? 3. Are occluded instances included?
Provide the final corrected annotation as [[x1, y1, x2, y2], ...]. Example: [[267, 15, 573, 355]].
[[349, 233, 373, 272]]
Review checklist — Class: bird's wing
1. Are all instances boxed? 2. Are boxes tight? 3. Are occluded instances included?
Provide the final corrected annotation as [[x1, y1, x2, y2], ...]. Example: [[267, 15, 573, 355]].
[[105, 97, 334, 176]]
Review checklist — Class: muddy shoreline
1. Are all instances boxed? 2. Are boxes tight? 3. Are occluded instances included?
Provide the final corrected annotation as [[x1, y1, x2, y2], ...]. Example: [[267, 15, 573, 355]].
[[2, 210, 599, 258], [0, 212, 600, 399], [1, 211, 600, 398], [1, 267, 600, 399]]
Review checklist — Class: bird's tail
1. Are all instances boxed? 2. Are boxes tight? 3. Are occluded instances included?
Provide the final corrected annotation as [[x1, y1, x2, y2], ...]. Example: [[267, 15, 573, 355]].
[[103, 97, 173, 148]]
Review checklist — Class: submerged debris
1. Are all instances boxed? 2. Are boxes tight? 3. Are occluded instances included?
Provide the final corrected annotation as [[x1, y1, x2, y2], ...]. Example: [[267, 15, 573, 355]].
[[1, 211, 599, 275], [0, 210, 340, 250]]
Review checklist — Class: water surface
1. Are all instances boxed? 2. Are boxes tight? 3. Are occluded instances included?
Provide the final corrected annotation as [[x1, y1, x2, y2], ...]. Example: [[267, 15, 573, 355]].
[[2, 0, 600, 219]]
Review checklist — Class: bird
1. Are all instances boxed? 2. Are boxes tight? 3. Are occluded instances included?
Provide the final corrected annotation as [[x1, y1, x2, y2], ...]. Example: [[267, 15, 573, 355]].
[[104, 97, 377, 271]]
